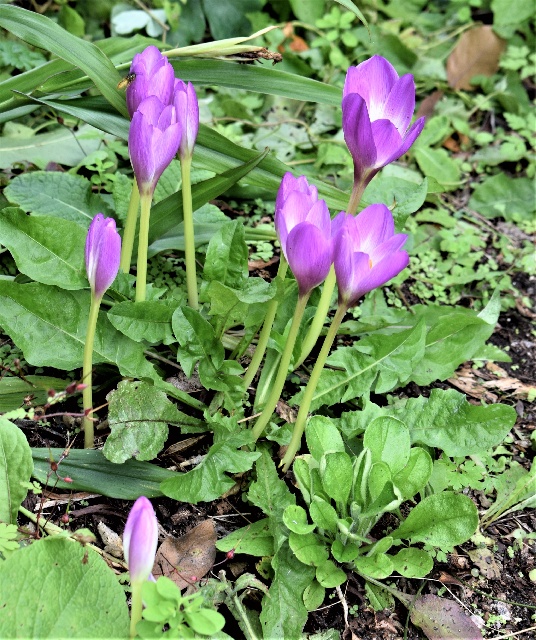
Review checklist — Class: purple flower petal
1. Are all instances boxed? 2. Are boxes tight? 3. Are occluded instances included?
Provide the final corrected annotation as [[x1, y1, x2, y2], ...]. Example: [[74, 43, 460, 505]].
[[369, 233, 408, 264], [123, 496, 158, 584], [354, 204, 395, 252], [286, 223, 333, 296], [174, 80, 199, 159], [342, 94, 377, 179], [371, 119, 403, 167], [85, 214, 121, 298], [356, 250, 409, 299], [384, 74, 417, 135], [305, 199, 331, 238], [126, 46, 175, 117], [343, 56, 399, 118]]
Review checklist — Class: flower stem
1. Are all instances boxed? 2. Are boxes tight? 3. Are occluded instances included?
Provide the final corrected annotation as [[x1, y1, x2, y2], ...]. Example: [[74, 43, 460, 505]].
[[251, 293, 309, 441], [120, 180, 140, 273], [347, 178, 366, 216], [130, 580, 143, 639], [135, 193, 153, 302], [82, 294, 101, 449], [294, 266, 336, 369], [181, 155, 198, 309], [243, 256, 288, 390], [281, 303, 347, 472]]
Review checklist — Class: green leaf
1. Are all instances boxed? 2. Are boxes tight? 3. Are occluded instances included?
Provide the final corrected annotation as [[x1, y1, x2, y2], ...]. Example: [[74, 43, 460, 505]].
[[283, 505, 316, 535], [32, 448, 177, 498], [172, 306, 224, 377], [332, 0, 368, 24], [216, 518, 274, 557], [364, 174, 428, 229], [353, 553, 394, 579], [103, 380, 201, 463], [0, 282, 158, 380], [260, 542, 315, 640], [0, 209, 87, 290], [289, 532, 329, 567], [305, 415, 345, 462], [0, 537, 129, 638], [203, 219, 248, 288], [340, 388, 515, 457], [320, 452, 353, 505], [469, 173, 536, 222], [0, 5, 126, 116], [160, 432, 260, 503], [289, 0, 326, 22], [393, 448, 433, 500], [303, 580, 325, 612], [0, 125, 110, 169], [201, 0, 261, 39], [363, 417, 410, 475], [0, 418, 33, 524], [295, 321, 426, 411], [107, 300, 176, 345], [414, 146, 461, 190], [309, 497, 338, 534], [248, 447, 296, 552], [316, 559, 347, 588], [4, 172, 111, 225], [391, 493, 478, 548], [391, 548, 433, 578], [0, 375, 67, 413]]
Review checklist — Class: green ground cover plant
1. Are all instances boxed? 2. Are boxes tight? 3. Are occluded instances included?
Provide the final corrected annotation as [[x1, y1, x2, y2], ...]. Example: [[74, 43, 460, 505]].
[[0, 0, 534, 638]]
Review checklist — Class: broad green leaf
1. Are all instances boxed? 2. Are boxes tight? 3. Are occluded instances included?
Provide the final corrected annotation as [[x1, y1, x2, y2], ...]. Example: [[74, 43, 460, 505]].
[[331, 539, 359, 563], [0, 537, 129, 638], [0, 125, 110, 169], [393, 448, 433, 500], [469, 173, 535, 221], [305, 415, 345, 462], [216, 518, 274, 557], [303, 580, 325, 612], [391, 493, 478, 548], [104, 381, 202, 463], [340, 389, 515, 457], [0, 282, 158, 380], [391, 548, 433, 578], [260, 542, 315, 640], [0, 209, 87, 290], [289, 0, 326, 22], [353, 553, 394, 580], [309, 497, 339, 534], [31, 448, 177, 498], [0, 5, 126, 116], [203, 219, 248, 288], [0, 375, 67, 412], [364, 174, 428, 229], [4, 172, 111, 224], [363, 417, 410, 475], [320, 452, 353, 505], [160, 432, 260, 503], [289, 532, 329, 567], [283, 505, 316, 535], [201, 0, 261, 39], [0, 418, 33, 524], [172, 306, 224, 377], [107, 300, 177, 345], [315, 559, 347, 588], [333, 0, 368, 24], [294, 321, 426, 411], [248, 447, 296, 552], [414, 147, 461, 190]]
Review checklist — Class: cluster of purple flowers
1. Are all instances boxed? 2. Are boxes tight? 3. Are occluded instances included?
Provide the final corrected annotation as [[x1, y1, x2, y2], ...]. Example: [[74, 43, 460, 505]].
[[276, 55, 423, 308], [127, 46, 199, 196]]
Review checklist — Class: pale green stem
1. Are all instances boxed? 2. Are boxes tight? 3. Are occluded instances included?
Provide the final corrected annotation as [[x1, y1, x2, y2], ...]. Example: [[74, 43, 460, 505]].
[[130, 580, 143, 639], [243, 256, 288, 390], [135, 193, 153, 302], [82, 294, 101, 449], [120, 180, 140, 273], [294, 266, 336, 369], [251, 293, 310, 441], [281, 303, 347, 472], [181, 154, 198, 310], [347, 177, 367, 216]]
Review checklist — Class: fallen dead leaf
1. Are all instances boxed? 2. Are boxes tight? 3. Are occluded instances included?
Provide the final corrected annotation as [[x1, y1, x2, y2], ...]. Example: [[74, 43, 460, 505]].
[[410, 594, 483, 639], [467, 547, 502, 580], [447, 25, 506, 90], [153, 519, 216, 589], [448, 369, 498, 403], [98, 521, 123, 558], [416, 90, 444, 120]]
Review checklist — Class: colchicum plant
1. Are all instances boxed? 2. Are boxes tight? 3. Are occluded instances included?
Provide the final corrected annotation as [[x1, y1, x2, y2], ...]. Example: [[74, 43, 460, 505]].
[[0, 2, 529, 639]]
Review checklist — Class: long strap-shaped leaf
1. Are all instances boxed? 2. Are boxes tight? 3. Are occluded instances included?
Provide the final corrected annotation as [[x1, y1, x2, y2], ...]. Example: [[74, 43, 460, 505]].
[[0, 5, 126, 117]]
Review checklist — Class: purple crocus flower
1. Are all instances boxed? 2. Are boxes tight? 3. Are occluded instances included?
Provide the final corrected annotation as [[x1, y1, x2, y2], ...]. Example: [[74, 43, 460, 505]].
[[274, 174, 333, 297], [123, 496, 158, 583], [126, 46, 175, 117], [342, 56, 425, 189], [334, 204, 409, 308], [129, 95, 182, 196], [173, 79, 199, 160], [85, 214, 121, 298]]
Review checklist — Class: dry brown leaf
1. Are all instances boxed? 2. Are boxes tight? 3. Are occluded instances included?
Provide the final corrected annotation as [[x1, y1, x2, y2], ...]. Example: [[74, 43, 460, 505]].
[[448, 373, 498, 403], [416, 90, 444, 120], [467, 547, 502, 580], [410, 594, 483, 639], [153, 520, 216, 589], [447, 26, 506, 90]]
